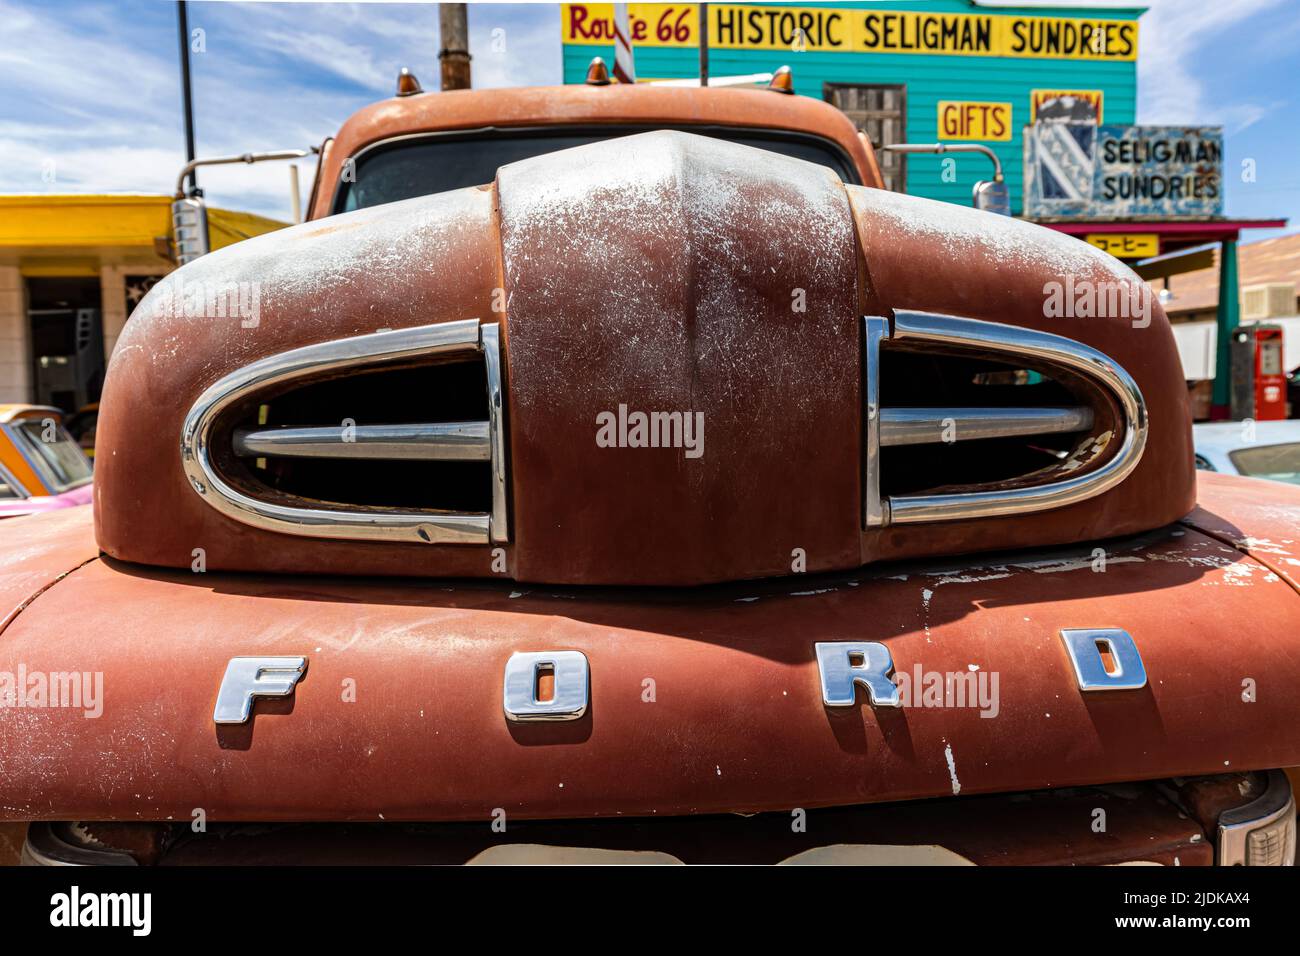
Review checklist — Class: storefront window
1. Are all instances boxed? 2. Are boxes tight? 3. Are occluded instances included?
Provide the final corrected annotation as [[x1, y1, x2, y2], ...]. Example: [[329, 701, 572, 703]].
[[825, 84, 907, 193]]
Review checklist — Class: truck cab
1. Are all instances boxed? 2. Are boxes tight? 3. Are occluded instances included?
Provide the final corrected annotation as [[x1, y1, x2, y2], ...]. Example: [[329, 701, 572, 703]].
[[307, 66, 884, 219]]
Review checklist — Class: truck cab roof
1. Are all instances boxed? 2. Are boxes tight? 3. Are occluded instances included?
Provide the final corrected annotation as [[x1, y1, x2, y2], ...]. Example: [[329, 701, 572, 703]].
[[308, 78, 883, 219]]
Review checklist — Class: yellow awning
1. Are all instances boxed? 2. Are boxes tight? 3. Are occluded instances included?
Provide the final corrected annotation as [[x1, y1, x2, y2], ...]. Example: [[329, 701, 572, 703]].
[[0, 194, 289, 268]]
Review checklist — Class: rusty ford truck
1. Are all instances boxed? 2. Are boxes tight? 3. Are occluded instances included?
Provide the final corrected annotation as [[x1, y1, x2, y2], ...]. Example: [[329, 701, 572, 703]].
[[1, 71, 1297, 866]]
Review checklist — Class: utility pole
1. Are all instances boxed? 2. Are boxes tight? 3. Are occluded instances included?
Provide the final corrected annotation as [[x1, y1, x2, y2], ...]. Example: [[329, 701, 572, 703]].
[[439, 4, 472, 91], [699, 4, 709, 87], [177, 1, 199, 195]]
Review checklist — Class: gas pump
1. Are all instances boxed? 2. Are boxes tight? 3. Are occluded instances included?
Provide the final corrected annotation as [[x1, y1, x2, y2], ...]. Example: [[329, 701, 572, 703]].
[[1229, 324, 1287, 421]]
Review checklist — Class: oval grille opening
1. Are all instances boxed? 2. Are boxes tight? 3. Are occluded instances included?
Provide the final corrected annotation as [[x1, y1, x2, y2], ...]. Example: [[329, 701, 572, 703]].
[[181, 320, 508, 545], [878, 348, 1107, 498], [864, 311, 1146, 528], [223, 361, 492, 513]]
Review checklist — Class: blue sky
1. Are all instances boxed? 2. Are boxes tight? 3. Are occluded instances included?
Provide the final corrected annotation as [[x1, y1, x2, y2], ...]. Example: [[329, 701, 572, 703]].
[[1, 0, 1296, 241]]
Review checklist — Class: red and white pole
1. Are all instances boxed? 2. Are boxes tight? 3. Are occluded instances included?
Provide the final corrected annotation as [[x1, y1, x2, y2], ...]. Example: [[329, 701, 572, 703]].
[[612, 3, 636, 83]]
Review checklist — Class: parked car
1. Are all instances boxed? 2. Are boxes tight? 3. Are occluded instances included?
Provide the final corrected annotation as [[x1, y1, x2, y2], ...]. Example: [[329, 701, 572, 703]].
[[1194, 419, 1300, 485], [2, 76, 1297, 866], [65, 401, 99, 461], [0, 404, 93, 519]]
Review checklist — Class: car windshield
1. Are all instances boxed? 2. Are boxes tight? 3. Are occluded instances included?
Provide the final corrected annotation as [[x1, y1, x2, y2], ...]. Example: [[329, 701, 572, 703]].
[[336, 127, 861, 212], [1228, 441, 1300, 485], [10, 419, 93, 492]]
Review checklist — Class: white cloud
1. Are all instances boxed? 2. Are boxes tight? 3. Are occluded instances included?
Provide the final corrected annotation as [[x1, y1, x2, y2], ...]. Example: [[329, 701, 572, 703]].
[[985, 0, 1287, 132], [1132, 0, 1286, 130], [469, 4, 561, 89], [0, 1, 561, 218]]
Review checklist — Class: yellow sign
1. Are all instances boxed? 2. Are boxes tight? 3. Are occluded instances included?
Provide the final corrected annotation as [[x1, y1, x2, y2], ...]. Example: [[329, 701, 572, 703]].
[[564, 3, 698, 48], [1031, 89, 1104, 123], [562, 5, 1138, 61], [938, 101, 1012, 141], [1085, 234, 1160, 259]]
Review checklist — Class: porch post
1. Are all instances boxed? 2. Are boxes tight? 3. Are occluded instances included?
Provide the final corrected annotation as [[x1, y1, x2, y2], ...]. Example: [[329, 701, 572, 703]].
[[1211, 238, 1240, 419]]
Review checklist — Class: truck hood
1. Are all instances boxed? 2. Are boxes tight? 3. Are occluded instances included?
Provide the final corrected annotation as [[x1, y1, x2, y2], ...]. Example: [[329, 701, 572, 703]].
[[95, 130, 1193, 587]]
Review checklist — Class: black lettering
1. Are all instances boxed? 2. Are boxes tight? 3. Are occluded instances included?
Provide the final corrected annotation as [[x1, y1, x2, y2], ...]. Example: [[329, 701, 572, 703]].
[[1046, 21, 1062, 55], [922, 16, 939, 50], [862, 13, 881, 49], [1118, 23, 1134, 57], [778, 11, 796, 45], [942, 17, 958, 50], [827, 12, 844, 47], [715, 6, 739, 45], [1011, 19, 1026, 53]]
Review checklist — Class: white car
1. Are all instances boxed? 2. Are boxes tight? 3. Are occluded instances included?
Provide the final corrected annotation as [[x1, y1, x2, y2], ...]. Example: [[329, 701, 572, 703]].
[[1194, 420, 1300, 485]]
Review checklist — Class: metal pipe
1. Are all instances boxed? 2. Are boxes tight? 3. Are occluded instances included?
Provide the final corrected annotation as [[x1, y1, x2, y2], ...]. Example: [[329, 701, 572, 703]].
[[699, 3, 709, 87], [879, 407, 1094, 447], [288, 165, 302, 224], [233, 422, 491, 462], [177, 1, 198, 195], [173, 150, 312, 198], [882, 142, 1004, 182], [439, 3, 472, 91]]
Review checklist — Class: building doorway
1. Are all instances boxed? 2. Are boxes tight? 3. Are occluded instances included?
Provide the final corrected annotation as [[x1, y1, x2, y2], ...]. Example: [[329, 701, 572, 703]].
[[26, 277, 105, 414], [825, 83, 907, 193]]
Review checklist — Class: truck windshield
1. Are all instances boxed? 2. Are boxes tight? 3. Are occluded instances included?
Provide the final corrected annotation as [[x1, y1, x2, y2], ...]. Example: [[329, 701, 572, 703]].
[[1230, 442, 1300, 486], [336, 128, 861, 212]]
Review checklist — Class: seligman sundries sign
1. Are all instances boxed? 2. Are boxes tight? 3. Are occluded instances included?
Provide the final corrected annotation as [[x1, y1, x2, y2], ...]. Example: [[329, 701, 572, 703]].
[[1024, 124, 1223, 219]]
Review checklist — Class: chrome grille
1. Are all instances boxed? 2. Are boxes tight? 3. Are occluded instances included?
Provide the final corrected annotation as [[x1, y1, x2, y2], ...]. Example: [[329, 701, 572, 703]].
[[181, 319, 507, 545], [865, 310, 1147, 528]]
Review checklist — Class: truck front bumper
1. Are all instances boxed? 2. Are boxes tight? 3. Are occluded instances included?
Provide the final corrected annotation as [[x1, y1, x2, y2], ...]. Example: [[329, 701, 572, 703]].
[[19, 771, 1294, 866]]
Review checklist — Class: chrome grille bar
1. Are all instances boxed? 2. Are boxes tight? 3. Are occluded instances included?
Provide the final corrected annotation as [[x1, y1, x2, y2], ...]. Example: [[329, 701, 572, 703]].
[[879, 406, 1094, 447], [233, 422, 491, 461]]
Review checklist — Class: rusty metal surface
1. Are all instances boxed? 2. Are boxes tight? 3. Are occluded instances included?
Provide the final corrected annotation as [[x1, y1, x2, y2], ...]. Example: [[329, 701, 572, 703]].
[[96, 133, 1196, 586], [95, 185, 503, 581], [0, 823, 23, 867], [500, 132, 862, 584], [4, 507, 1300, 823], [0, 507, 97, 631], [846, 184, 1197, 566], [1183, 471, 1300, 595]]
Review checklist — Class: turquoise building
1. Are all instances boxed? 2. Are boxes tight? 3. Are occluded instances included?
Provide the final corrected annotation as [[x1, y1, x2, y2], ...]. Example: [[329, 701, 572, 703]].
[[560, 1, 1144, 215]]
